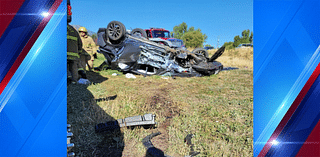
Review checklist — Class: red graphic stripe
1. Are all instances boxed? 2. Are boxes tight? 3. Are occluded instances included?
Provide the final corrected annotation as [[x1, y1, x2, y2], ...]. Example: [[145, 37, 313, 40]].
[[258, 63, 320, 156], [0, 0, 25, 37], [0, 0, 63, 95], [296, 120, 320, 157]]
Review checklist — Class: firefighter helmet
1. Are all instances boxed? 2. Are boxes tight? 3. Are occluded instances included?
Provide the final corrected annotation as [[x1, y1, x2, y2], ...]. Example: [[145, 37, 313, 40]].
[[78, 27, 88, 33]]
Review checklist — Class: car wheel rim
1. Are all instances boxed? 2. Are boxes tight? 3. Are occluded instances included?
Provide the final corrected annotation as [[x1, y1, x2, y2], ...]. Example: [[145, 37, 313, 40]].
[[199, 50, 205, 56], [108, 23, 121, 39], [194, 50, 207, 58]]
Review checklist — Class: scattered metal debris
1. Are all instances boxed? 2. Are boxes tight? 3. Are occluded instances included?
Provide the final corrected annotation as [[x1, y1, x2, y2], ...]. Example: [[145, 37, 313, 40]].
[[184, 134, 200, 157], [95, 113, 157, 133]]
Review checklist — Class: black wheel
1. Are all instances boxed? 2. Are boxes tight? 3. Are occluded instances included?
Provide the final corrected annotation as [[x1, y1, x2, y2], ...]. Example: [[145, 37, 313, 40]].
[[131, 28, 147, 38], [192, 48, 209, 59], [106, 21, 126, 41]]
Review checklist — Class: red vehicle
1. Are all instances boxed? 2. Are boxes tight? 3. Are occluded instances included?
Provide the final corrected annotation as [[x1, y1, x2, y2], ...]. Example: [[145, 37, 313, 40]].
[[145, 28, 171, 39]]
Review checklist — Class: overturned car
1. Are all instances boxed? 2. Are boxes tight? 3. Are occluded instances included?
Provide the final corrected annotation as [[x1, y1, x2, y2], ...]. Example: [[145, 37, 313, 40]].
[[96, 21, 225, 77]]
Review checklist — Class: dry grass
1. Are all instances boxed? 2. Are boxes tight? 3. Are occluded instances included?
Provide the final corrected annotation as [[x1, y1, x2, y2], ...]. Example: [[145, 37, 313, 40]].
[[188, 48, 253, 70], [209, 48, 253, 70], [67, 48, 253, 157]]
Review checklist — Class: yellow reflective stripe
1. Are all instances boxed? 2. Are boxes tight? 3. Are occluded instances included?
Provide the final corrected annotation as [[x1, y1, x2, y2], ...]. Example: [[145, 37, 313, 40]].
[[67, 56, 77, 60], [67, 25, 76, 32], [67, 52, 80, 58], [78, 68, 85, 71], [67, 35, 77, 41]]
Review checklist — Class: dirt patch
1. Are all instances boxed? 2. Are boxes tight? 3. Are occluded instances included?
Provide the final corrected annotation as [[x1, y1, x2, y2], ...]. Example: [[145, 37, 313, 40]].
[[115, 80, 183, 156], [142, 84, 181, 153], [121, 139, 140, 157]]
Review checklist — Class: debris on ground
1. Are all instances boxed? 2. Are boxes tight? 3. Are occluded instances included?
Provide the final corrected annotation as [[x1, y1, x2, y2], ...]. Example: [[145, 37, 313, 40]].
[[77, 78, 91, 84], [112, 73, 120, 76], [125, 73, 136, 79], [95, 113, 157, 133]]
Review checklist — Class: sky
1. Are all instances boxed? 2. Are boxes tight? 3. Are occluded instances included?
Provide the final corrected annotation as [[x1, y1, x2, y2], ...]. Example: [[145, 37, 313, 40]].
[[70, 0, 253, 47]]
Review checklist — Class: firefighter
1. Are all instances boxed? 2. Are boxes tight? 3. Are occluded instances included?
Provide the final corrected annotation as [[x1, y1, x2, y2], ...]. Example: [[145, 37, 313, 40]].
[[67, 0, 89, 85], [76, 27, 91, 75], [78, 27, 97, 71]]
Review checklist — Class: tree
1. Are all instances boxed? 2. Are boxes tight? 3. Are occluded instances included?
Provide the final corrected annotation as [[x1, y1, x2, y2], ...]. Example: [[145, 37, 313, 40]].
[[195, 28, 207, 42], [204, 44, 213, 48], [188, 26, 195, 32], [233, 35, 241, 48], [182, 31, 205, 48], [172, 22, 188, 39], [223, 41, 234, 50], [249, 32, 253, 43], [221, 29, 253, 50], [233, 29, 253, 47], [172, 22, 207, 48]]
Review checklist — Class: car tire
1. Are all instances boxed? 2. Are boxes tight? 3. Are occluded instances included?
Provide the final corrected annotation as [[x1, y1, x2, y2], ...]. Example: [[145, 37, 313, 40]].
[[192, 48, 209, 59], [106, 21, 126, 42], [131, 28, 147, 38]]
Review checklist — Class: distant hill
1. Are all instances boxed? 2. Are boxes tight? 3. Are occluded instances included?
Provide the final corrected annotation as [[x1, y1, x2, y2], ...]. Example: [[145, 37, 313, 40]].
[[71, 25, 96, 36]]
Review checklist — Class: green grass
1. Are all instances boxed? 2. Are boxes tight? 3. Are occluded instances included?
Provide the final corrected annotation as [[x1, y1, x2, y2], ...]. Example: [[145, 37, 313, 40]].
[[67, 53, 253, 156]]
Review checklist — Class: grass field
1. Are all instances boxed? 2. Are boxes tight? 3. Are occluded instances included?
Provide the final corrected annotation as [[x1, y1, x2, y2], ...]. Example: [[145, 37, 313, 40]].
[[67, 47, 253, 156]]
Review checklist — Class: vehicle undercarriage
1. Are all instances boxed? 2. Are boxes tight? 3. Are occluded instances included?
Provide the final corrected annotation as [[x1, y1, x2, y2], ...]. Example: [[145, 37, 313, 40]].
[[96, 21, 225, 77]]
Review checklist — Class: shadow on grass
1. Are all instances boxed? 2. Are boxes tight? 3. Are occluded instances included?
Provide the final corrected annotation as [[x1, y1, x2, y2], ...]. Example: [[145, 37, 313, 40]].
[[222, 67, 239, 71], [67, 73, 124, 157], [145, 147, 165, 157], [86, 71, 109, 84]]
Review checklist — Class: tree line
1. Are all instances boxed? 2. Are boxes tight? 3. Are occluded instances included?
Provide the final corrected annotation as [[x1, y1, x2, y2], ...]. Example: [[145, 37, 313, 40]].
[[223, 29, 253, 50], [171, 22, 253, 49]]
